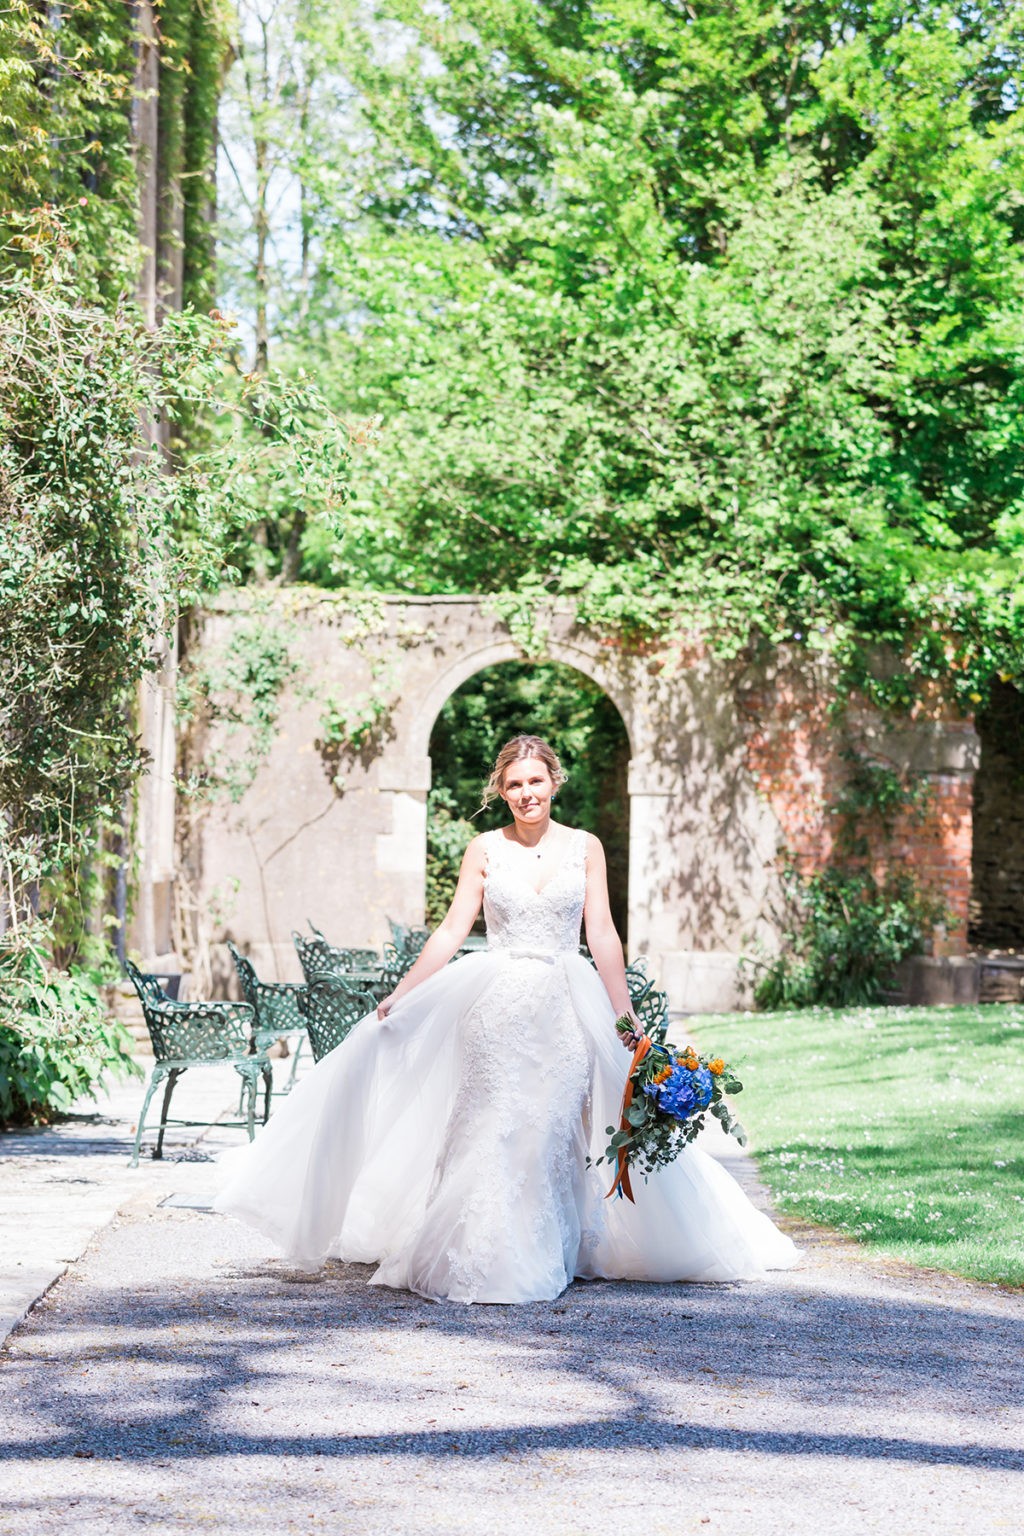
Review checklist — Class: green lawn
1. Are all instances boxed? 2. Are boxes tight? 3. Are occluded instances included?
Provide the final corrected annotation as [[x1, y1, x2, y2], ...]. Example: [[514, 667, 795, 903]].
[[689, 1003, 1024, 1287]]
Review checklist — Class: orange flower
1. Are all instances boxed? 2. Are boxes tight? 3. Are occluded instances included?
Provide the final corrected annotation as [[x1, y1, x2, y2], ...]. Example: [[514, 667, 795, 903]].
[[652, 1066, 672, 1085], [709, 1058, 725, 1076]]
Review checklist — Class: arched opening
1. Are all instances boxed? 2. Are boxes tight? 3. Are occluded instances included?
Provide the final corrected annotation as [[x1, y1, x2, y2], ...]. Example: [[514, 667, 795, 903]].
[[425, 660, 631, 940]]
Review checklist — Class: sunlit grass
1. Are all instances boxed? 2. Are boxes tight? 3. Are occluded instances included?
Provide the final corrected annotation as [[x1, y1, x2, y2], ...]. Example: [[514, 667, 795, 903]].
[[689, 1003, 1024, 1287]]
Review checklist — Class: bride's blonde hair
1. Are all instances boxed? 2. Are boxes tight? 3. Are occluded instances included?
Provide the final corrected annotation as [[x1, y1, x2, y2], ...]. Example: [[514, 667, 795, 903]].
[[481, 734, 567, 811]]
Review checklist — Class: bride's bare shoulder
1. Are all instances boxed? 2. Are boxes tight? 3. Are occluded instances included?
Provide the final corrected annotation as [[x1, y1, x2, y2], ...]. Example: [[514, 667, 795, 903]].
[[461, 832, 492, 867]]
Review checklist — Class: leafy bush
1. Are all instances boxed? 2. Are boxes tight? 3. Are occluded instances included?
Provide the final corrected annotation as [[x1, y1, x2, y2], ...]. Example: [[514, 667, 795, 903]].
[[753, 866, 942, 1011], [425, 787, 476, 928], [0, 215, 358, 959], [0, 936, 140, 1126]]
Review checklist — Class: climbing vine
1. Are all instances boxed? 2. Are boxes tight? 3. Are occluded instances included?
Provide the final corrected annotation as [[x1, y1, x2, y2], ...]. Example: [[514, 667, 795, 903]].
[[181, 0, 228, 313], [1, 0, 139, 295], [313, 598, 423, 790], [1, 0, 226, 309], [0, 216, 360, 965], [178, 604, 302, 806]]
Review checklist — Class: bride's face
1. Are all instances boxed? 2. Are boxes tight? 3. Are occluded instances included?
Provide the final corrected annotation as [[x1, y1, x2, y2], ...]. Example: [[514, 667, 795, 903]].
[[501, 757, 555, 824]]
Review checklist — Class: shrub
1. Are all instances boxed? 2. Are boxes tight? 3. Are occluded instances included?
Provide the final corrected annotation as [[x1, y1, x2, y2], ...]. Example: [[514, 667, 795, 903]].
[[0, 936, 140, 1126], [753, 865, 942, 1011], [425, 786, 476, 927]]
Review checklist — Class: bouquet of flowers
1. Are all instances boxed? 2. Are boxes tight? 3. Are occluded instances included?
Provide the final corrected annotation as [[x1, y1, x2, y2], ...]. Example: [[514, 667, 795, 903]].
[[594, 1019, 747, 1201]]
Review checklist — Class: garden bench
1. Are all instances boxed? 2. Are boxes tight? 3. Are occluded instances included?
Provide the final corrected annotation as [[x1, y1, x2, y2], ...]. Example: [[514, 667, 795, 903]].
[[125, 961, 272, 1167]]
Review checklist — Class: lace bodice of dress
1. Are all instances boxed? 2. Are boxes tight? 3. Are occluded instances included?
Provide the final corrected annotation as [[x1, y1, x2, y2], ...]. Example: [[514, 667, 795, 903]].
[[483, 828, 587, 954]]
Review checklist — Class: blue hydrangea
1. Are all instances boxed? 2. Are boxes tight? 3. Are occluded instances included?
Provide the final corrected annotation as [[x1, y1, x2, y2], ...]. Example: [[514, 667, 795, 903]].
[[693, 1066, 714, 1110], [643, 1064, 714, 1123], [645, 1068, 697, 1122]]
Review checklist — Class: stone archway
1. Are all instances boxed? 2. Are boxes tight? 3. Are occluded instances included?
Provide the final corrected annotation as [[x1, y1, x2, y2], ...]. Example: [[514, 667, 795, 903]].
[[393, 629, 636, 943], [423, 653, 632, 936], [187, 591, 786, 1010]]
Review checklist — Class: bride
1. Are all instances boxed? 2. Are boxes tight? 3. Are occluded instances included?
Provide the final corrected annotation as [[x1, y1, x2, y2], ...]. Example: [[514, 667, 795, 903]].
[[214, 734, 799, 1303]]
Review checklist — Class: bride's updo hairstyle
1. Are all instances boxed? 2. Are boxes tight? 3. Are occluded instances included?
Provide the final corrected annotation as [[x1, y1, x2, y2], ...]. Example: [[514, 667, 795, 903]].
[[481, 735, 568, 811]]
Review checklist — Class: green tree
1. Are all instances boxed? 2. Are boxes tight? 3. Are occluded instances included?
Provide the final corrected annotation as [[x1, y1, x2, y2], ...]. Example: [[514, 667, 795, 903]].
[[220, 0, 1024, 706]]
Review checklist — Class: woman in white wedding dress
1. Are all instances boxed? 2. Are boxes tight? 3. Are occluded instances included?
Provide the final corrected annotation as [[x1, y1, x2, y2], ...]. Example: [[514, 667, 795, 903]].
[[214, 734, 798, 1303]]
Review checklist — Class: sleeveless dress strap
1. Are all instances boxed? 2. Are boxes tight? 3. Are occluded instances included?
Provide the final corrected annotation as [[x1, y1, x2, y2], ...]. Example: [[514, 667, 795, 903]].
[[482, 827, 506, 881]]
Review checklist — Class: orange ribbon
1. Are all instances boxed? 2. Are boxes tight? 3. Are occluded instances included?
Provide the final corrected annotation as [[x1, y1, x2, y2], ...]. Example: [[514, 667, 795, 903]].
[[606, 1034, 652, 1203]]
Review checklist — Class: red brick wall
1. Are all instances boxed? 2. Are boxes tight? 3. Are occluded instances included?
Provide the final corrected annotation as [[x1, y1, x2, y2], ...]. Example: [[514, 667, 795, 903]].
[[735, 664, 975, 955]]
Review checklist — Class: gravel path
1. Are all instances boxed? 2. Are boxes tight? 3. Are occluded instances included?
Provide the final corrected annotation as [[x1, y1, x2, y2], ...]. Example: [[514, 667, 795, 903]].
[[2, 1137, 1023, 1534]]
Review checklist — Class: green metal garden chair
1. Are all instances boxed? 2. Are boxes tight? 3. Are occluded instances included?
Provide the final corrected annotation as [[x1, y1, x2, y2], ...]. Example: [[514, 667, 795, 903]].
[[305, 922, 380, 971], [625, 959, 670, 1045], [227, 941, 307, 1093], [300, 975, 379, 1062], [378, 939, 426, 996], [387, 918, 431, 956], [126, 960, 272, 1167], [291, 926, 382, 985], [581, 953, 670, 1045]]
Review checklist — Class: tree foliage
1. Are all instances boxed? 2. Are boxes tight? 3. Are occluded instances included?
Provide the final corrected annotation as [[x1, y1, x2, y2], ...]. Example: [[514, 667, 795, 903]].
[[220, 0, 1024, 707]]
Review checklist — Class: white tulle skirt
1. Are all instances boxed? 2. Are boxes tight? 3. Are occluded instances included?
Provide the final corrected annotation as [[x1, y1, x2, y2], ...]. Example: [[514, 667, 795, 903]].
[[213, 951, 799, 1303]]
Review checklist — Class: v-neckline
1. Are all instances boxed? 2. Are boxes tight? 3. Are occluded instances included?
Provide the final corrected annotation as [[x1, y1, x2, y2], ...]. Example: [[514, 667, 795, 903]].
[[492, 830, 577, 898]]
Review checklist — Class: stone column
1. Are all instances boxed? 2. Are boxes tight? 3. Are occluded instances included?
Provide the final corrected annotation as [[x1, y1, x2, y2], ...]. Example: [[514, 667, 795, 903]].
[[627, 754, 682, 959], [129, 1, 178, 969], [375, 756, 432, 927]]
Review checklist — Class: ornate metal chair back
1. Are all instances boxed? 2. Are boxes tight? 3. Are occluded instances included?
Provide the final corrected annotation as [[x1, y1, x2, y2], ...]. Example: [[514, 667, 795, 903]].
[[125, 959, 254, 1063], [228, 941, 307, 1044], [625, 961, 670, 1045], [302, 976, 378, 1062], [292, 929, 346, 983], [379, 940, 421, 994]]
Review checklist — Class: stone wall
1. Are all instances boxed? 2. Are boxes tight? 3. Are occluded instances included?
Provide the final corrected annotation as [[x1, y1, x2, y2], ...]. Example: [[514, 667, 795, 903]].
[[181, 593, 787, 1009], [177, 595, 981, 1009]]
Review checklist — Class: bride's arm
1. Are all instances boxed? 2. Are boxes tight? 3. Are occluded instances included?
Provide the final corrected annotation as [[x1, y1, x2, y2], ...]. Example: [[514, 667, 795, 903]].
[[376, 835, 487, 1017], [582, 833, 642, 1048]]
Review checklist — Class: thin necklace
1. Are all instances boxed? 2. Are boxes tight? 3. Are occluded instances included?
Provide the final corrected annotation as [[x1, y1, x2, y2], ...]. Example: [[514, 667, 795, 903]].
[[512, 825, 548, 858]]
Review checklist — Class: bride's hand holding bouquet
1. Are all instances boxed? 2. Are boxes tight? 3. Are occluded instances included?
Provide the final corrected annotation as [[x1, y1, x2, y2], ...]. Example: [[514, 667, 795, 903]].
[[597, 1015, 747, 1201]]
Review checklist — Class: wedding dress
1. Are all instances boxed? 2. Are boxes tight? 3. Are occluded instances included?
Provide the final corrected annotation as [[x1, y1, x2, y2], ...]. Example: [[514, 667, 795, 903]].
[[214, 828, 799, 1302]]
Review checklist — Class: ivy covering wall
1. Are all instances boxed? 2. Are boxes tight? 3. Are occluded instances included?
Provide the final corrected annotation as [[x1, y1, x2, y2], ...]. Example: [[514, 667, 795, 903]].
[[155, 0, 227, 314], [0, 0, 232, 975], [0, 0, 226, 307]]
